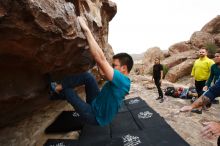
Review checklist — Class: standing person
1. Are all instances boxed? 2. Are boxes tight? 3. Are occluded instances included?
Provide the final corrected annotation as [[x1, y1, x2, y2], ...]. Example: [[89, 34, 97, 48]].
[[203, 50, 220, 91], [180, 78, 220, 143], [50, 16, 133, 126], [191, 48, 214, 97], [152, 57, 164, 103], [203, 50, 220, 104]]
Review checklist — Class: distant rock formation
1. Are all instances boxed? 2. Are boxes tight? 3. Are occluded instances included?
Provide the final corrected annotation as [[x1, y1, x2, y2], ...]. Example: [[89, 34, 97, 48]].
[[142, 47, 165, 73], [130, 53, 144, 61], [0, 0, 116, 100], [143, 15, 220, 83]]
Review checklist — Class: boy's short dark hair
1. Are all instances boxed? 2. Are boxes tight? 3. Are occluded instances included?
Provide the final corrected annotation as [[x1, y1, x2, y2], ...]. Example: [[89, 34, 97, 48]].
[[113, 53, 133, 73]]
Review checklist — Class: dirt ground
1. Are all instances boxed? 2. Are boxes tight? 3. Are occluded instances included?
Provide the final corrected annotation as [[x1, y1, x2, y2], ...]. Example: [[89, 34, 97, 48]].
[[0, 74, 220, 146]]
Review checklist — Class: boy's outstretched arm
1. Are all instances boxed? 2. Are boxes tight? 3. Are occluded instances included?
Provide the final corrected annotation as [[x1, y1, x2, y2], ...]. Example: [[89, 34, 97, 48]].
[[78, 16, 114, 81]]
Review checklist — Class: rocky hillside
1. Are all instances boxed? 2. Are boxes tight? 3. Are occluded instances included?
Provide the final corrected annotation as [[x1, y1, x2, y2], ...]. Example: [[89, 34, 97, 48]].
[[142, 15, 220, 83]]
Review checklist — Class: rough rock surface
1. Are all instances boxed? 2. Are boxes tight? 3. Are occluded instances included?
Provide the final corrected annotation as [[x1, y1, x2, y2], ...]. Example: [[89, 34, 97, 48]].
[[168, 41, 192, 55], [214, 34, 220, 46], [190, 31, 215, 48], [0, 0, 116, 101], [201, 15, 220, 34], [0, 0, 116, 143], [165, 59, 195, 83], [162, 50, 196, 69]]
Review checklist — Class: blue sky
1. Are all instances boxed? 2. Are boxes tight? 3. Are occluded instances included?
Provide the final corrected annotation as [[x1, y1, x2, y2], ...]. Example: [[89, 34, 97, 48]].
[[109, 0, 220, 54]]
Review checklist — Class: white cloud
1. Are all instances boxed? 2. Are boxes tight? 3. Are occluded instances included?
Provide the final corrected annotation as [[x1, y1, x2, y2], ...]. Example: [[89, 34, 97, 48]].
[[109, 0, 220, 54]]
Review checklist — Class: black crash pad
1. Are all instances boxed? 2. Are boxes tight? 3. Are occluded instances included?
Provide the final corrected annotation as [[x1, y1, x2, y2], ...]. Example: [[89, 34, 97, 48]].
[[107, 130, 153, 146], [118, 102, 129, 113], [124, 97, 148, 110], [111, 111, 139, 137], [43, 139, 78, 146], [44, 97, 190, 146], [45, 111, 84, 133], [130, 107, 167, 129], [78, 124, 111, 146], [143, 126, 190, 146]]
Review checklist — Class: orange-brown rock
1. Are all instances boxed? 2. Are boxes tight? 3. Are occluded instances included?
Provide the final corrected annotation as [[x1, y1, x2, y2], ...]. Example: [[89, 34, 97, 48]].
[[201, 15, 220, 34], [165, 59, 195, 82], [163, 50, 170, 58], [214, 34, 220, 47], [162, 50, 196, 69], [190, 31, 215, 48], [0, 0, 116, 100], [168, 41, 192, 55]]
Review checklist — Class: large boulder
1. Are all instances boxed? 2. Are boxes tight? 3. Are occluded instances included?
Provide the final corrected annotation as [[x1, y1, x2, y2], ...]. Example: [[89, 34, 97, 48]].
[[214, 34, 220, 47], [162, 50, 197, 69], [0, 0, 116, 100], [142, 47, 164, 73], [168, 41, 192, 55], [201, 15, 220, 34], [190, 31, 215, 48], [165, 59, 195, 83]]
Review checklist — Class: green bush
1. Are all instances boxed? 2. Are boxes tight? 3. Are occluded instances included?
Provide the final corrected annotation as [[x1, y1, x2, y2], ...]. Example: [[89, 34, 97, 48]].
[[162, 64, 169, 78], [205, 43, 218, 57]]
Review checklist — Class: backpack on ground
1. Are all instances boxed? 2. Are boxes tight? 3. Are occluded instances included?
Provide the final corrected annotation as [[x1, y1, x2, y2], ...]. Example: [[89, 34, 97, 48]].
[[164, 87, 175, 96]]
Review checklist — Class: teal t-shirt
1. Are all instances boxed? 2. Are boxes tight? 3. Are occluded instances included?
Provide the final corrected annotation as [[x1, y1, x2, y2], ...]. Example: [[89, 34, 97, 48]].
[[91, 69, 131, 126], [205, 64, 220, 87]]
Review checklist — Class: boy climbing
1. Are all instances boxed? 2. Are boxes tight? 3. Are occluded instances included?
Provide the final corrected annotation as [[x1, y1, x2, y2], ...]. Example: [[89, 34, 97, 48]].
[[50, 16, 133, 126]]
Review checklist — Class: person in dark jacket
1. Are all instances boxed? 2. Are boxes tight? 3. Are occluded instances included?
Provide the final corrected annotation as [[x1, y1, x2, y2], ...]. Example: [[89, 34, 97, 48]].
[[203, 50, 220, 104], [152, 57, 164, 103]]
